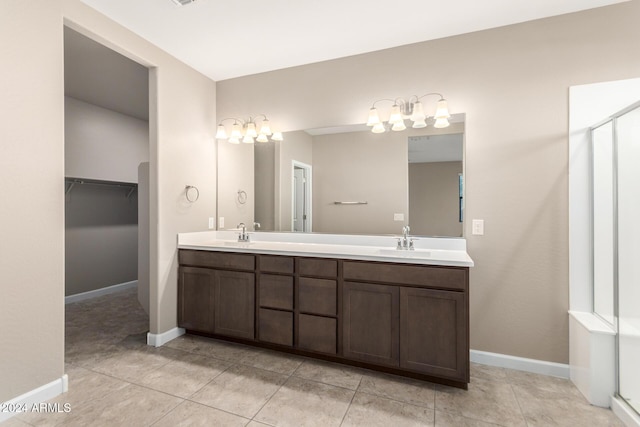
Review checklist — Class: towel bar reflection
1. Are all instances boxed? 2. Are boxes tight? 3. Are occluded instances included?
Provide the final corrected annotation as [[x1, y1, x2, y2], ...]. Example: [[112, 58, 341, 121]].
[[333, 201, 368, 205]]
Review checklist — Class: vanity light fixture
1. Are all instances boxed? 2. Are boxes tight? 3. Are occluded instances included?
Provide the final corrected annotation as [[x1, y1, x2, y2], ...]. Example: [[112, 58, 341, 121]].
[[366, 93, 451, 133], [215, 114, 283, 144]]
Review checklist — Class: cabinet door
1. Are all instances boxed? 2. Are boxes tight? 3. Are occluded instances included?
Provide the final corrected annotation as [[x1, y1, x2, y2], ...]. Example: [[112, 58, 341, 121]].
[[214, 271, 255, 339], [400, 287, 468, 381], [178, 266, 216, 334], [343, 282, 399, 366]]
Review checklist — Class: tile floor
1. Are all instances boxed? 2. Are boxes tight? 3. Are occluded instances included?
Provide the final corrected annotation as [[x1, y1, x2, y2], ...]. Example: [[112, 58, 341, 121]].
[[4, 288, 624, 426]]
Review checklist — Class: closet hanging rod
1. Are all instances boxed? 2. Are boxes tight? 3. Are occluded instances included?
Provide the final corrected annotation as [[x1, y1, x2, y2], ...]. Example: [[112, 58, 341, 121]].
[[65, 177, 138, 198]]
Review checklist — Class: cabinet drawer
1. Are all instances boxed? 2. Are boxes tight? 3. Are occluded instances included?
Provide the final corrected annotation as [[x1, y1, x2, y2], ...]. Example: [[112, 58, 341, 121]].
[[298, 314, 337, 354], [343, 261, 467, 291], [259, 274, 293, 310], [259, 308, 293, 346], [179, 249, 255, 271], [299, 258, 338, 278], [299, 278, 337, 316], [260, 255, 294, 274]]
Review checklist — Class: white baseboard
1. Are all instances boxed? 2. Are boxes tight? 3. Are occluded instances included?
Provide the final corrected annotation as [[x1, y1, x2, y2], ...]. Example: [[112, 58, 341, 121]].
[[147, 327, 185, 347], [0, 374, 68, 423], [612, 396, 640, 427], [65, 280, 138, 304], [470, 349, 570, 379]]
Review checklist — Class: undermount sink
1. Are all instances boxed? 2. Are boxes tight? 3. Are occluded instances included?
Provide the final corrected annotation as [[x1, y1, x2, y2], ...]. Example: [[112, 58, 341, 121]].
[[377, 248, 431, 258]]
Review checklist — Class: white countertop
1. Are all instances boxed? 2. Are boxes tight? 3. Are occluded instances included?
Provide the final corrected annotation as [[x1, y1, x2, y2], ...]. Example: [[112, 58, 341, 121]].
[[177, 231, 474, 267]]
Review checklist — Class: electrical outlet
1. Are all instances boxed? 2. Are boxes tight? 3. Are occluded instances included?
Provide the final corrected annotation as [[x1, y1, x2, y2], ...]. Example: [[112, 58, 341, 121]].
[[208, 217, 214, 229], [472, 219, 484, 235], [393, 213, 405, 221], [219, 217, 225, 229]]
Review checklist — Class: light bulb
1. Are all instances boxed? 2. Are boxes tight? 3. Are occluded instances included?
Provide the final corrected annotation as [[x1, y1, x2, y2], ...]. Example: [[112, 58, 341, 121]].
[[388, 104, 403, 124], [230, 123, 242, 139], [215, 124, 228, 139], [271, 131, 283, 141], [434, 98, 450, 119], [256, 134, 269, 143], [245, 122, 257, 138], [228, 137, 240, 144], [410, 101, 425, 122], [372, 122, 386, 133], [242, 134, 254, 143], [412, 119, 427, 129], [366, 108, 380, 126], [259, 119, 272, 136], [434, 117, 450, 128], [391, 120, 406, 131]]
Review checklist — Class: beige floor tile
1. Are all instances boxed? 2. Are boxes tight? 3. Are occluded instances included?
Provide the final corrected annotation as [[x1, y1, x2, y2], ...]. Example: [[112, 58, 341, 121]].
[[59, 382, 182, 427], [136, 352, 232, 398], [17, 366, 129, 426], [255, 376, 354, 427], [358, 372, 435, 409], [435, 410, 503, 426], [470, 363, 510, 383], [293, 359, 364, 390], [90, 344, 186, 383], [1, 415, 36, 426], [190, 364, 287, 418], [238, 348, 303, 375], [512, 382, 624, 426], [435, 378, 526, 427], [182, 337, 253, 363], [13, 395, 76, 427], [153, 400, 249, 427], [342, 392, 434, 427], [246, 421, 273, 427]]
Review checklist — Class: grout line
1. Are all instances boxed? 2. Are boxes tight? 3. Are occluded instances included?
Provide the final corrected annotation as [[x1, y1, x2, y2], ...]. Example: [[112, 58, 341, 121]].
[[338, 377, 362, 426]]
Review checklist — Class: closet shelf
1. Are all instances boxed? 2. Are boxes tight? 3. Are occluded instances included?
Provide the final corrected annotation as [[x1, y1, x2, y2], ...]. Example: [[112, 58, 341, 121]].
[[65, 177, 138, 198]]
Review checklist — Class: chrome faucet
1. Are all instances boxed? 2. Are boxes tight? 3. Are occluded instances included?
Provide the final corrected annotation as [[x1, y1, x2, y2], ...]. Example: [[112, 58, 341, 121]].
[[397, 225, 414, 250], [253, 222, 261, 230], [237, 222, 250, 242]]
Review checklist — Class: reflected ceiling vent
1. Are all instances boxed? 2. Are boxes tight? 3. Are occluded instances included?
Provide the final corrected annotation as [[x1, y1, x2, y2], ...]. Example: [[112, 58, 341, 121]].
[[170, 0, 196, 6]]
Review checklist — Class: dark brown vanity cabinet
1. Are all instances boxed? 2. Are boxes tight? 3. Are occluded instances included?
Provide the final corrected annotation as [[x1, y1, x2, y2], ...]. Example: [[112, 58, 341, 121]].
[[257, 256, 295, 346], [342, 260, 469, 383], [297, 260, 339, 355], [178, 250, 255, 339], [178, 249, 470, 388], [343, 281, 399, 366], [178, 266, 216, 334], [400, 287, 467, 382]]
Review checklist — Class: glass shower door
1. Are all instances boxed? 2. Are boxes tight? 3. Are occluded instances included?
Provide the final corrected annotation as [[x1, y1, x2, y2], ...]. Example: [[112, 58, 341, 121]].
[[617, 104, 640, 414]]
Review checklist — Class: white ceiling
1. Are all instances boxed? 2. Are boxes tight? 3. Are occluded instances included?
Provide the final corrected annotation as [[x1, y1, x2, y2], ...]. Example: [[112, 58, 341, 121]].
[[81, 0, 625, 81]]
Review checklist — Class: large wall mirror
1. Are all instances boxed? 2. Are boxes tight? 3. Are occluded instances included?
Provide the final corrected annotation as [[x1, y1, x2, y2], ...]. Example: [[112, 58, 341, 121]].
[[218, 114, 465, 237]]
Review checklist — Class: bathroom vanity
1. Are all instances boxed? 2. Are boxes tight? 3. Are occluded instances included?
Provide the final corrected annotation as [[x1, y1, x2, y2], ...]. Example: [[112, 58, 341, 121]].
[[176, 231, 473, 389]]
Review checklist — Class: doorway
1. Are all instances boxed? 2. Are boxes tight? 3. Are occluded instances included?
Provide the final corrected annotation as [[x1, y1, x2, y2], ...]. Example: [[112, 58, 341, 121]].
[[292, 161, 312, 232], [63, 26, 151, 313]]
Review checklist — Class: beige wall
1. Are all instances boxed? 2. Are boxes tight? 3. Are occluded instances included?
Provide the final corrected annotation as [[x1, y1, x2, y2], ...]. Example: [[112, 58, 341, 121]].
[[216, 1, 640, 364], [409, 161, 463, 237], [312, 130, 407, 234], [217, 141, 254, 230], [0, 1, 65, 403], [254, 143, 276, 231], [0, 0, 216, 402], [65, 96, 149, 183]]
